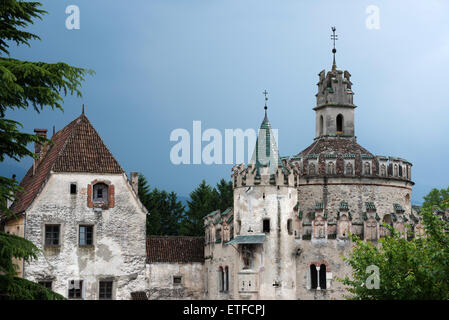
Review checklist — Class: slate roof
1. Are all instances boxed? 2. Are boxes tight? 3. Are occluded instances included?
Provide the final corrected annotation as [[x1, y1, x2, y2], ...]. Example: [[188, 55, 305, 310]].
[[9, 114, 124, 215], [146, 236, 205, 263], [297, 137, 373, 158]]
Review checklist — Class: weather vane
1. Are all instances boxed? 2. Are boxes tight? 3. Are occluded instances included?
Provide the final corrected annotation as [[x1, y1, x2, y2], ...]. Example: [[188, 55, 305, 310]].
[[331, 27, 338, 70], [263, 90, 268, 110]]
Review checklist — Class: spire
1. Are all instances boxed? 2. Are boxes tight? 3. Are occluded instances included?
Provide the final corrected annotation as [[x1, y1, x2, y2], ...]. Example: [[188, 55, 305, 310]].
[[331, 26, 338, 72], [250, 91, 282, 173], [263, 90, 269, 121], [82, 104, 85, 115]]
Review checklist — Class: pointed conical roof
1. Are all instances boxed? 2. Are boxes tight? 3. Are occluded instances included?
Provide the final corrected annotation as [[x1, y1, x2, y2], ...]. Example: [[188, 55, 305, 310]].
[[250, 110, 282, 172], [10, 114, 124, 214]]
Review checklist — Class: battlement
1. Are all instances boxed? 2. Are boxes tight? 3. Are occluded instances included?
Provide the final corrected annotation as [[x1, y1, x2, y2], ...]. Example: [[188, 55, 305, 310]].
[[289, 153, 413, 182], [231, 160, 300, 189], [315, 69, 355, 109]]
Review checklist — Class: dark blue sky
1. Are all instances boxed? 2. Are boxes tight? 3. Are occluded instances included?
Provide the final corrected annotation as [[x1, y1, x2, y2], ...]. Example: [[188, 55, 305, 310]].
[[2, 0, 449, 204]]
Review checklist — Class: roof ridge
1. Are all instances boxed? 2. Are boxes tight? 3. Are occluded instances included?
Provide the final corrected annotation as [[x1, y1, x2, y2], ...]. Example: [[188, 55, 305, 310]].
[[49, 114, 84, 172]]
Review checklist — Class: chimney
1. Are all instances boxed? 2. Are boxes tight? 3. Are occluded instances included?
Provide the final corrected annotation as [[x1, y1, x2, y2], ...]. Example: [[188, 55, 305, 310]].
[[34, 128, 48, 156], [130, 172, 139, 196], [33, 129, 47, 175]]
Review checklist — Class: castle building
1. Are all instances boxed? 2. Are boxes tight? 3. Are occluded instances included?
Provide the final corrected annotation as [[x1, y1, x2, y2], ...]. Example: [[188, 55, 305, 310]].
[[203, 50, 420, 300], [2, 40, 423, 300]]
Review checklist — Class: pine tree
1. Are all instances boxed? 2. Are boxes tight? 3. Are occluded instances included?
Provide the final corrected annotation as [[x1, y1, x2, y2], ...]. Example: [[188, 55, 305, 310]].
[[138, 174, 184, 236], [0, 0, 92, 299], [179, 180, 218, 236]]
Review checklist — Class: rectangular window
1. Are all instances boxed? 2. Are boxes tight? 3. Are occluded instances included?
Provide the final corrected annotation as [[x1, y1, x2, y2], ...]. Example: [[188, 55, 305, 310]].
[[287, 219, 293, 235], [263, 219, 270, 233], [38, 281, 52, 289], [45, 225, 60, 246], [99, 281, 113, 300], [68, 280, 83, 299], [79, 225, 93, 246], [173, 276, 182, 284], [215, 229, 222, 243], [70, 183, 77, 194]]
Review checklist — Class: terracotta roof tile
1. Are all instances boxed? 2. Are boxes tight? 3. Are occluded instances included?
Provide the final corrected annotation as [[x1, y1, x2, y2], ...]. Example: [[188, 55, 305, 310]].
[[146, 236, 204, 263], [9, 114, 124, 215]]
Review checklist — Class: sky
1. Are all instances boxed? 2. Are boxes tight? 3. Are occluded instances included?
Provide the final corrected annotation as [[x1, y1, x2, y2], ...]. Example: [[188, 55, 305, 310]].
[[2, 0, 449, 204]]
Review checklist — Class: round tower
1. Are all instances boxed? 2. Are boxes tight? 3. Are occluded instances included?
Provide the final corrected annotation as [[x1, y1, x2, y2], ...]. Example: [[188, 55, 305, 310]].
[[231, 98, 300, 299]]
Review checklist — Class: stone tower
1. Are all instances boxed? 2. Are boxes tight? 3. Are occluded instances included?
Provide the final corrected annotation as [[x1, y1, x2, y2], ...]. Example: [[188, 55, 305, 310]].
[[232, 104, 300, 299]]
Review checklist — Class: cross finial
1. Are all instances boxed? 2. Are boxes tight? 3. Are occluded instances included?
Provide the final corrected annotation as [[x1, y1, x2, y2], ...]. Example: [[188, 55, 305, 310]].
[[263, 90, 268, 110], [331, 26, 338, 71]]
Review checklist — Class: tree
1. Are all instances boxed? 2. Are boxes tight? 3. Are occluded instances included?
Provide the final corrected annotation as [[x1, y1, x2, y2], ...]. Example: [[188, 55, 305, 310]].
[[212, 178, 233, 212], [0, 0, 92, 299], [138, 174, 184, 236], [179, 180, 217, 237], [340, 187, 449, 300]]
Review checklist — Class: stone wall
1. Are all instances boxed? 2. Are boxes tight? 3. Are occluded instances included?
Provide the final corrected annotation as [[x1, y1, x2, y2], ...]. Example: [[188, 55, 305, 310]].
[[146, 262, 205, 300]]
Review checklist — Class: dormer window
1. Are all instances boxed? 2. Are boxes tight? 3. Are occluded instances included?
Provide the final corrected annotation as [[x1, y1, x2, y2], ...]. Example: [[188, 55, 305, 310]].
[[93, 183, 108, 203]]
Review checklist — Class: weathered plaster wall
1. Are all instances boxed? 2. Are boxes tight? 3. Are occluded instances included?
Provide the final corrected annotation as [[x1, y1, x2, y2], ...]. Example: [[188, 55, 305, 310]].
[[4, 215, 25, 277], [147, 262, 205, 300], [23, 172, 147, 300]]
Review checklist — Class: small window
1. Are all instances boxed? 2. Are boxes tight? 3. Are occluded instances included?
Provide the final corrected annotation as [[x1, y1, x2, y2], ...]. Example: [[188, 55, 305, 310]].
[[93, 183, 108, 203], [336, 114, 343, 133], [263, 219, 270, 233], [68, 280, 83, 299], [79, 225, 93, 246], [173, 276, 182, 285], [38, 281, 52, 289], [287, 219, 293, 235], [70, 183, 77, 194], [218, 267, 224, 292], [215, 229, 222, 243], [224, 266, 229, 292], [310, 265, 318, 289], [45, 225, 60, 246], [99, 280, 113, 300], [319, 264, 327, 289]]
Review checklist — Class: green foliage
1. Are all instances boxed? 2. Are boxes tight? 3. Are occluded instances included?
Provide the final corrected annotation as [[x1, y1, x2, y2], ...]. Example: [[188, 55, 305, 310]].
[[138, 174, 185, 236], [422, 187, 449, 210], [0, 232, 39, 275], [340, 187, 449, 300], [179, 179, 233, 237], [0, 275, 65, 300], [0, 0, 91, 300], [139, 175, 233, 237]]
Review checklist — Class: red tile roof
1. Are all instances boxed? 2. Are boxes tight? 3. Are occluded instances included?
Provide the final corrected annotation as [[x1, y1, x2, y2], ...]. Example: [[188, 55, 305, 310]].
[[146, 236, 205, 263], [9, 114, 124, 215]]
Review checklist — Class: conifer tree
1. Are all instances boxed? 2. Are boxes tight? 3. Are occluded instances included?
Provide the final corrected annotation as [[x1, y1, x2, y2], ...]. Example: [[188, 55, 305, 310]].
[[0, 0, 92, 299]]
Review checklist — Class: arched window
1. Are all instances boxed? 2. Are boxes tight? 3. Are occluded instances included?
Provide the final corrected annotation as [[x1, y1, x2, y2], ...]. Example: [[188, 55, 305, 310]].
[[336, 114, 343, 133], [364, 162, 371, 175], [93, 183, 108, 203], [218, 267, 224, 292], [380, 164, 386, 177], [309, 163, 316, 175], [319, 115, 324, 136], [394, 164, 398, 177], [310, 265, 317, 289], [224, 266, 229, 292], [345, 162, 353, 175], [327, 162, 335, 174], [319, 264, 327, 289]]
